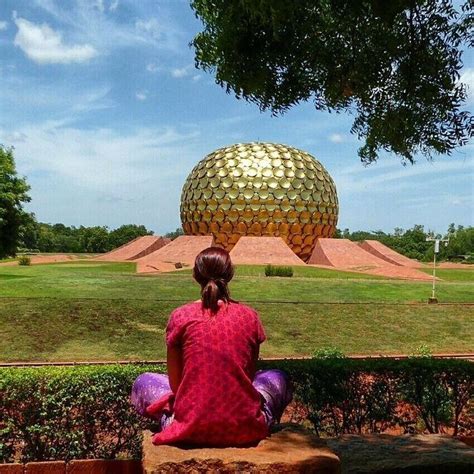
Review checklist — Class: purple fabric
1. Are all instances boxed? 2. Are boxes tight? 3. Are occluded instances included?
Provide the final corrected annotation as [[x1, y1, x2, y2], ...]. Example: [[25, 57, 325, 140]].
[[131, 369, 292, 430]]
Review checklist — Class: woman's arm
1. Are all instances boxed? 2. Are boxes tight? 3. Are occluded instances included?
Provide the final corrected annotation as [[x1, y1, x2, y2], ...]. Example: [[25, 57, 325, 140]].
[[167, 345, 183, 394]]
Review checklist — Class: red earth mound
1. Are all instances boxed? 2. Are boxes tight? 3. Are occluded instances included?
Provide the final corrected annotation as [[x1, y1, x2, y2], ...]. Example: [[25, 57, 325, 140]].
[[229, 237, 306, 266], [136, 236, 214, 273], [309, 239, 432, 281], [94, 236, 169, 262]]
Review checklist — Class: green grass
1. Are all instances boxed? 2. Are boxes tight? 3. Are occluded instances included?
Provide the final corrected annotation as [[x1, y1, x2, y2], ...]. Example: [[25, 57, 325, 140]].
[[1, 298, 472, 362], [419, 267, 474, 282], [0, 261, 472, 362], [0, 261, 472, 302], [234, 265, 387, 279]]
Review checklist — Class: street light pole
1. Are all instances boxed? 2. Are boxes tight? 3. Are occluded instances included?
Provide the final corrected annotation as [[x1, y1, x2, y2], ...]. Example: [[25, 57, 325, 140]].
[[426, 237, 449, 303]]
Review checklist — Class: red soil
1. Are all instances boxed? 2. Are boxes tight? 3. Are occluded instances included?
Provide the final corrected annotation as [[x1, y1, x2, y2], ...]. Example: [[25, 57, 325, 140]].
[[94, 236, 169, 262], [229, 237, 306, 266], [135, 236, 214, 273], [359, 240, 424, 268], [308, 239, 432, 281]]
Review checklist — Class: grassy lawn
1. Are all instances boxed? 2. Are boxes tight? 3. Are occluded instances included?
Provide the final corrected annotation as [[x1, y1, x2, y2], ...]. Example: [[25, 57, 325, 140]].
[[0, 261, 472, 302], [419, 267, 474, 282], [1, 298, 472, 362], [0, 261, 472, 362]]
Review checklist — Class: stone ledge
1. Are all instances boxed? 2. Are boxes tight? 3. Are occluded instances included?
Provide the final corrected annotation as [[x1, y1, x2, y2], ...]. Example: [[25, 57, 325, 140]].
[[327, 434, 474, 474], [0, 464, 24, 474], [0, 460, 141, 474], [143, 424, 341, 473]]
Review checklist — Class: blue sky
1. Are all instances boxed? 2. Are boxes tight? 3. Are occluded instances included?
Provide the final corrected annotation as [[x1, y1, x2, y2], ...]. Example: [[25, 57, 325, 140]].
[[0, 0, 472, 235]]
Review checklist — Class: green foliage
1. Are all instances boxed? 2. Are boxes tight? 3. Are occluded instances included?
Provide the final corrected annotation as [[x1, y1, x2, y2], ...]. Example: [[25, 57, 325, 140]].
[[17, 255, 31, 266], [164, 228, 184, 240], [1, 359, 472, 462], [19, 220, 154, 254], [192, 0, 473, 163], [108, 225, 153, 249], [410, 344, 433, 358], [336, 223, 474, 262], [313, 346, 346, 359], [262, 358, 473, 437], [0, 364, 164, 463], [0, 146, 31, 259], [264, 264, 294, 277]]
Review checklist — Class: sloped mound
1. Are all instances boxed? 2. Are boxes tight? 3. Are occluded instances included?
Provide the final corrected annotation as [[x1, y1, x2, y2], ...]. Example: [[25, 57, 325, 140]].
[[229, 237, 305, 265], [308, 239, 387, 268], [94, 236, 169, 262], [309, 238, 432, 281], [359, 240, 424, 268], [136, 236, 214, 273]]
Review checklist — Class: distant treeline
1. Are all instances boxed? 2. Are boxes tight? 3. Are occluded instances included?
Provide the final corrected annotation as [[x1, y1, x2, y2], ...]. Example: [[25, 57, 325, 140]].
[[334, 224, 473, 262], [18, 216, 155, 254], [19, 217, 473, 261]]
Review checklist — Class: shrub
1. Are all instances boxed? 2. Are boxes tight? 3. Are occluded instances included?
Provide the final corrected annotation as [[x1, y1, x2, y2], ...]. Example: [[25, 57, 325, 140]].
[[313, 346, 346, 359], [262, 358, 473, 437], [17, 255, 31, 266], [264, 265, 293, 277], [0, 359, 472, 462], [0, 364, 164, 463]]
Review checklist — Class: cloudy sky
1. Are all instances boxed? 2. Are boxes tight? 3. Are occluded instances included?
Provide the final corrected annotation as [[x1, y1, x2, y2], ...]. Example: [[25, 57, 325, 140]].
[[0, 0, 472, 235]]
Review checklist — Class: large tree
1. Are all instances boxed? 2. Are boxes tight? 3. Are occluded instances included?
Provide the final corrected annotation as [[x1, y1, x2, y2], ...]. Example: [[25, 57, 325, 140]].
[[108, 224, 153, 250], [192, 0, 473, 163], [0, 146, 31, 258]]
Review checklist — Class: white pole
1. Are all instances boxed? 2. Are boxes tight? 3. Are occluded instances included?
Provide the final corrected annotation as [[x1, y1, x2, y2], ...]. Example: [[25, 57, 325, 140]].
[[432, 250, 436, 299]]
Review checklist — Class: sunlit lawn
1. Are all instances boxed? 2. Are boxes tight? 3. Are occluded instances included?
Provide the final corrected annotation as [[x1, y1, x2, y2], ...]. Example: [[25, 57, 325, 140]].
[[0, 261, 472, 362]]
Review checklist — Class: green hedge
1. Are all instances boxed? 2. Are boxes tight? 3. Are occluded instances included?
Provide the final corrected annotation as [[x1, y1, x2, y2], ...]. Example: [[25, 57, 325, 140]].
[[0, 359, 472, 463], [264, 265, 294, 277], [266, 358, 473, 437], [0, 364, 163, 463]]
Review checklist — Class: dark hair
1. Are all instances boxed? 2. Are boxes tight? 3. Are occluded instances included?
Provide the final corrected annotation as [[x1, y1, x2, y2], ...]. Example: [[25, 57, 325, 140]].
[[193, 247, 234, 314]]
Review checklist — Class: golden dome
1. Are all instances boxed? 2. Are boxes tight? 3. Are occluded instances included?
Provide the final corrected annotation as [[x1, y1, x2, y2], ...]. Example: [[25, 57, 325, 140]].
[[180, 142, 338, 261]]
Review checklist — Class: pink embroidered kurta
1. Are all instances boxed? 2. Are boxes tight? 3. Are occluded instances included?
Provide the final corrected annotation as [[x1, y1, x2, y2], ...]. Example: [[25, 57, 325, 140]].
[[151, 301, 268, 446]]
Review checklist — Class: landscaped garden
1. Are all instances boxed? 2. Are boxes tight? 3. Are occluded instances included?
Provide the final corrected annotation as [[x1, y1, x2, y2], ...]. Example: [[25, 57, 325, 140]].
[[1, 261, 472, 362]]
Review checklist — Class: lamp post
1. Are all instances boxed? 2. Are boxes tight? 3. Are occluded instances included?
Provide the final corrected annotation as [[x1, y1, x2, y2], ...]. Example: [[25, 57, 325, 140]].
[[425, 237, 449, 303]]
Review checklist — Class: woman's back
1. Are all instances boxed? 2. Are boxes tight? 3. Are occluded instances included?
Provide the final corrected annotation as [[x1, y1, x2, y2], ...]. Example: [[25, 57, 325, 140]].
[[132, 247, 292, 448], [152, 300, 268, 446]]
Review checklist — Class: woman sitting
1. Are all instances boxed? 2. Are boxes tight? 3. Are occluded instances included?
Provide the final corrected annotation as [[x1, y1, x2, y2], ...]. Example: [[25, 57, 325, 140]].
[[131, 247, 292, 447]]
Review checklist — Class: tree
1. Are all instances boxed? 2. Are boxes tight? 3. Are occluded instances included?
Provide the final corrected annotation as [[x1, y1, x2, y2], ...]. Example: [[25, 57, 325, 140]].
[[78, 226, 110, 253], [108, 224, 153, 250], [18, 213, 39, 251], [0, 146, 31, 258], [192, 0, 473, 163], [165, 228, 185, 240]]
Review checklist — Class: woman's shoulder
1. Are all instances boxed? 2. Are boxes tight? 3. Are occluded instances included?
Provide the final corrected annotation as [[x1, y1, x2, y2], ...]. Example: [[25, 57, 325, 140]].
[[170, 301, 201, 319], [228, 301, 258, 317]]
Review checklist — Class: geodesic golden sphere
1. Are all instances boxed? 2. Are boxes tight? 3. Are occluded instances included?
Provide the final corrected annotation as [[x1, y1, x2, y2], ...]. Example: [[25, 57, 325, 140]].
[[180, 142, 339, 261]]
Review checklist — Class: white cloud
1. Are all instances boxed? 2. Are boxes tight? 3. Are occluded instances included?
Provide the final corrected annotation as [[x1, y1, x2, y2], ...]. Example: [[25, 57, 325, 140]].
[[32, 1, 185, 54], [135, 90, 148, 101], [13, 15, 98, 64], [460, 68, 474, 104], [146, 62, 159, 73], [3, 121, 203, 232], [192, 75, 202, 82], [109, 0, 119, 11], [329, 133, 345, 143], [170, 64, 193, 79], [135, 18, 162, 41], [0, 21, 8, 31], [6, 121, 201, 188], [333, 157, 474, 194]]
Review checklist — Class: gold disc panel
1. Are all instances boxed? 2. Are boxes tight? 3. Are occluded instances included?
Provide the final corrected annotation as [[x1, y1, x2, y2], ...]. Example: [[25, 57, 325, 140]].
[[180, 142, 339, 261]]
